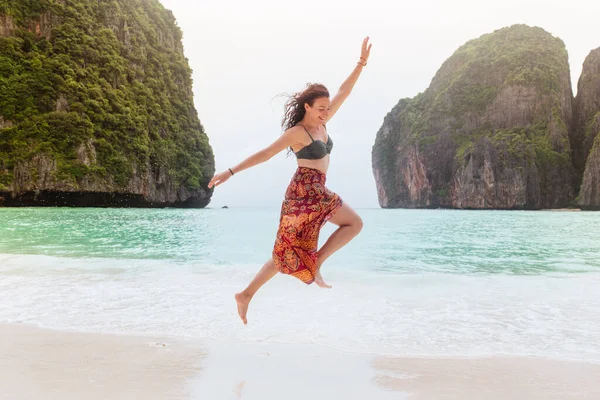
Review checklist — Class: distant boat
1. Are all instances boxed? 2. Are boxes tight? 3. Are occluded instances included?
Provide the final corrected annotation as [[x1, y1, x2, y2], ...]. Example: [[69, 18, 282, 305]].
[[222, 205, 229, 209]]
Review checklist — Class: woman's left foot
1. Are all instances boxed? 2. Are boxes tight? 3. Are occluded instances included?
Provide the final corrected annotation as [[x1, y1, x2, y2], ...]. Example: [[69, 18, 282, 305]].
[[314, 270, 332, 289], [235, 292, 251, 324]]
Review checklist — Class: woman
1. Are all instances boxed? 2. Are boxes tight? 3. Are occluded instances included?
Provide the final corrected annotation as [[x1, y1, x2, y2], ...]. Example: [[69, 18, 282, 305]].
[[208, 37, 372, 324]]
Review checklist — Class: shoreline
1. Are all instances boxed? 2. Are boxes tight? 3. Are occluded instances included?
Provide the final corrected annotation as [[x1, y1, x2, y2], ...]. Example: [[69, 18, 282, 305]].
[[2, 323, 599, 399]]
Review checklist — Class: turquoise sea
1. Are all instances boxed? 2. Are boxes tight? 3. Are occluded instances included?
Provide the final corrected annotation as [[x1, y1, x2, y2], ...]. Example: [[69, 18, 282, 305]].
[[1, 207, 599, 362]]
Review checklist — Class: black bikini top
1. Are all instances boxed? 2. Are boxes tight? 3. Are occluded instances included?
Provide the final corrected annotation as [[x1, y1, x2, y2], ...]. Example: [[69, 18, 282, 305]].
[[294, 125, 333, 160]]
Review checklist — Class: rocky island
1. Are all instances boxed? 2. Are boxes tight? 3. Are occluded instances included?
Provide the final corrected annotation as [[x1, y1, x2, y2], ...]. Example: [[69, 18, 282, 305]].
[[372, 25, 599, 210], [0, 0, 214, 207]]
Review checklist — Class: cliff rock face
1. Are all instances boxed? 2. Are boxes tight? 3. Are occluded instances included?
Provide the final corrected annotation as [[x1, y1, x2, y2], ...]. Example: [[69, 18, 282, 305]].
[[0, 0, 214, 207], [573, 48, 600, 209], [372, 25, 574, 209]]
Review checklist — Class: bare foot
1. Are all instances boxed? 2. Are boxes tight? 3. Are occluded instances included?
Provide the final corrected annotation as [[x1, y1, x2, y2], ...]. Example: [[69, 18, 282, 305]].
[[235, 292, 251, 324], [314, 270, 332, 289]]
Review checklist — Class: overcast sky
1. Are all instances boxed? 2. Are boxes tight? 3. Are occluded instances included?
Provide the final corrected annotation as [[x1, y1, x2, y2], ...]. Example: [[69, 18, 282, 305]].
[[159, 0, 599, 209]]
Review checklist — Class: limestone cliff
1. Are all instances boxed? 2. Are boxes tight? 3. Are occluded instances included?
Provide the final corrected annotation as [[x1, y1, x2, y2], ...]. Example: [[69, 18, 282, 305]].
[[573, 48, 600, 209], [0, 0, 214, 207], [372, 25, 575, 209]]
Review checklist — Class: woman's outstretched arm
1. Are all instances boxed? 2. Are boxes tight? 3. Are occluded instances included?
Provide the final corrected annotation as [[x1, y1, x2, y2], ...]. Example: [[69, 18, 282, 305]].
[[208, 127, 301, 188], [326, 36, 372, 123]]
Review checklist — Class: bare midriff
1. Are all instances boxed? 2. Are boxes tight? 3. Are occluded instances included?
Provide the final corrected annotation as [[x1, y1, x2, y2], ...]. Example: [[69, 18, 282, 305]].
[[296, 155, 330, 175]]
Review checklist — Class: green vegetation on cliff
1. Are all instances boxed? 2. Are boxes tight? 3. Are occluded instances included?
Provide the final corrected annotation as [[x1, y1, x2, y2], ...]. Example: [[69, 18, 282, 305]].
[[0, 0, 214, 198]]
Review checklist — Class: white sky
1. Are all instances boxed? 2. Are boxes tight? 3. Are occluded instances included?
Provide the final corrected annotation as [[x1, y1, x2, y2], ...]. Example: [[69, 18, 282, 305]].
[[159, 0, 599, 208]]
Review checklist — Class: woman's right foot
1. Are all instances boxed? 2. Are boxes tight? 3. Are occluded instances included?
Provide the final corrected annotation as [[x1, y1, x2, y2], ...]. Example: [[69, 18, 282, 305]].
[[235, 292, 251, 324]]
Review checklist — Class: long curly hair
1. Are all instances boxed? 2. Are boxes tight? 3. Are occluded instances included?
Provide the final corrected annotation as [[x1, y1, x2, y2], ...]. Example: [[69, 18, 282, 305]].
[[281, 83, 330, 131]]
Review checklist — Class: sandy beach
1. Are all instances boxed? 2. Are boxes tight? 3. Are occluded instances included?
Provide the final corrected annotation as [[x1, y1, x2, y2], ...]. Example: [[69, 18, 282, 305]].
[[1, 323, 600, 399], [0, 323, 204, 400], [374, 355, 600, 400]]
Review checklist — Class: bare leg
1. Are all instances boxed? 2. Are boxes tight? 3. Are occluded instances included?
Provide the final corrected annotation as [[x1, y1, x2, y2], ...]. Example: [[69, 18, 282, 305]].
[[314, 202, 363, 288], [235, 258, 278, 324]]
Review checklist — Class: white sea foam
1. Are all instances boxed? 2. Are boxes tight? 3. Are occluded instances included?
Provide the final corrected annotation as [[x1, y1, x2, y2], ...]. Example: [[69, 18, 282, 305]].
[[1, 253, 599, 363]]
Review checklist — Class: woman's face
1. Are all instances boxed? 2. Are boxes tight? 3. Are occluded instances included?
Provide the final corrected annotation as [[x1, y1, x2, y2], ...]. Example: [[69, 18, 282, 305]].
[[305, 97, 330, 124]]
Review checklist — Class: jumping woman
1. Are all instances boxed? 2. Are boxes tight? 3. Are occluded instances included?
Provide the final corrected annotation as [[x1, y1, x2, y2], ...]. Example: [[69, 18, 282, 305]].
[[208, 37, 372, 324]]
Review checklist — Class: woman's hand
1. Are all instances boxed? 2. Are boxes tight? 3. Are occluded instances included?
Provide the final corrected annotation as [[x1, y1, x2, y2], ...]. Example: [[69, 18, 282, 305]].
[[208, 170, 233, 188], [360, 36, 372, 63]]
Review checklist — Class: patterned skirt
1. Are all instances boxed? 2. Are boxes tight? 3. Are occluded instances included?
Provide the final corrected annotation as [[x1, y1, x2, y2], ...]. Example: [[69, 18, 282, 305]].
[[272, 167, 343, 284]]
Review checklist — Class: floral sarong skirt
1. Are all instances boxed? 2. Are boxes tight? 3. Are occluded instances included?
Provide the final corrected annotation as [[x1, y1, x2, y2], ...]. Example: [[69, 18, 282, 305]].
[[272, 167, 343, 284]]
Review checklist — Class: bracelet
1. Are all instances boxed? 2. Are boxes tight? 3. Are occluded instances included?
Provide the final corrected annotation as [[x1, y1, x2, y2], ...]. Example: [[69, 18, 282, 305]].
[[228, 168, 234, 176], [357, 60, 367, 67]]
